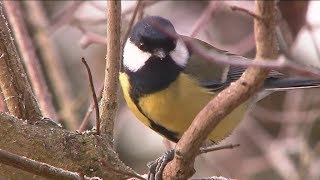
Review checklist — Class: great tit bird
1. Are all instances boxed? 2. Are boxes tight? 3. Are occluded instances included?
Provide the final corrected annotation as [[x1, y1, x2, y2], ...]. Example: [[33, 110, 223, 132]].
[[120, 16, 320, 143]]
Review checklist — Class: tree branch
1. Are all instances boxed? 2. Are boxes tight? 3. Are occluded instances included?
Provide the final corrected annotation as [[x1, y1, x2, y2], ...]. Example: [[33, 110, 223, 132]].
[[0, 148, 89, 180], [0, 2, 42, 122], [0, 112, 135, 179], [23, 1, 80, 130], [122, 0, 142, 48], [100, 1, 121, 141], [190, 1, 221, 38], [78, 0, 143, 132], [230, 5, 262, 20], [3, 1, 58, 122], [49, 1, 84, 33], [163, 1, 278, 179]]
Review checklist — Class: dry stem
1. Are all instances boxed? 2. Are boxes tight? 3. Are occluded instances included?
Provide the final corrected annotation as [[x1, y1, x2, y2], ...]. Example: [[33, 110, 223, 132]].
[[190, 1, 221, 38], [230, 5, 262, 20], [199, 144, 240, 154], [3, 1, 58, 121], [78, 86, 103, 132], [122, 0, 142, 48], [82, 58, 100, 135], [0, 2, 42, 122], [0, 148, 88, 180], [100, 1, 121, 141], [49, 1, 84, 33], [24, 1, 80, 129]]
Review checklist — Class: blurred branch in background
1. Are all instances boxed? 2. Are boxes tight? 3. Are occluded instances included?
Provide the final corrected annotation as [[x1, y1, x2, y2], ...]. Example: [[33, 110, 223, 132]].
[[3, 1, 58, 122], [23, 1, 80, 130], [122, 0, 142, 48], [0, 2, 42, 122], [190, 1, 221, 38], [278, 1, 309, 38], [241, 116, 300, 180], [49, 1, 84, 33]]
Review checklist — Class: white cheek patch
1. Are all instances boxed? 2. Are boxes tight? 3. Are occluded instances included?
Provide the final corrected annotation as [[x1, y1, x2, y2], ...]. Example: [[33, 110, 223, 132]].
[[123, 40, 152, 72], [170, 38, 189, 67]]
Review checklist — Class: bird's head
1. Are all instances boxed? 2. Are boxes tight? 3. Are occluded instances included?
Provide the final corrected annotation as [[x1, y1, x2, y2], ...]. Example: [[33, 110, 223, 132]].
[[123, 16, 189, 72]]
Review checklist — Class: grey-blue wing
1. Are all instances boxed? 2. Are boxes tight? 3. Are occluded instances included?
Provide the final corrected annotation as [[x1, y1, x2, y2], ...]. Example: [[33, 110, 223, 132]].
[[181, 35, 320, 92]]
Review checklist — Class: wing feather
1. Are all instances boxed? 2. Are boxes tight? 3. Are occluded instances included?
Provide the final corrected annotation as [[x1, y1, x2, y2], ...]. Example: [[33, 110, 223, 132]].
[[181, 36, 284, 92]]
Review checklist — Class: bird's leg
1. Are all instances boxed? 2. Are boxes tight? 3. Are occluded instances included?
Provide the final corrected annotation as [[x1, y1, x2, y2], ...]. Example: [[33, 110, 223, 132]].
[[147, 149, 175, 180]]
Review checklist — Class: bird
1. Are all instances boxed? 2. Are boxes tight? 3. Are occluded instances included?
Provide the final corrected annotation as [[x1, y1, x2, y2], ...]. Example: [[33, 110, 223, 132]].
[[119, 16, 320, 143]]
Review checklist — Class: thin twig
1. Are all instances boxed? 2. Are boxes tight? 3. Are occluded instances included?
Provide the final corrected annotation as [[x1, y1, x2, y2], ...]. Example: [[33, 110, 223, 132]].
[[100, 1, 121, 141], [230, 5, 262, 20], [137, 1, 145, 21], [121, 1, 158, 17], [80, 32, 107, 48], [89, 1, 105, 12], [78, 0, 140, 132], [0, 1, 42, 121], [122, 0, 142, 48], [241, 117, 300, 180], [81, 58, 100, 135], [207, 32, 255, 55], [0, 148, 88, 180], [4, 1, 58, 122], [190, 1, 221, 38], [24, 0, 80, 130], [78, 86, 103, 132], [199, 144, 240, 154], [49, 1, 84, 33]]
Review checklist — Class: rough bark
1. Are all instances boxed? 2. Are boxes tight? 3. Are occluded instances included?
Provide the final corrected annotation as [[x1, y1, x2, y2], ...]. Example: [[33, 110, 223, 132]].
[[0, 112, 133, 179], [100, 1, 121, 141]]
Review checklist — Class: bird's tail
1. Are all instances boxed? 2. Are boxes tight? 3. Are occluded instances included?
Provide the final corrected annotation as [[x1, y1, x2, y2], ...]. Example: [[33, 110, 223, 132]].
[[264, 78, 320, 91]]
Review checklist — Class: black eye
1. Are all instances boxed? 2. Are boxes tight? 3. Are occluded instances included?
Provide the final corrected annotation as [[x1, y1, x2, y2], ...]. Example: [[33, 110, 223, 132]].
[[139, 43, 146, 50]]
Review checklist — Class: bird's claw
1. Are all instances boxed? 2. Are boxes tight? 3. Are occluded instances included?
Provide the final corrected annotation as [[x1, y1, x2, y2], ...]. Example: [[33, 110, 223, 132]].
[[147, 149, 175, 180]]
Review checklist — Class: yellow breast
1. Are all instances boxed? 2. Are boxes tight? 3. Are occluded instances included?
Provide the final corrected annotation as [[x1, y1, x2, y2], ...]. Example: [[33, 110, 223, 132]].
[[119, 72, 246, 142]]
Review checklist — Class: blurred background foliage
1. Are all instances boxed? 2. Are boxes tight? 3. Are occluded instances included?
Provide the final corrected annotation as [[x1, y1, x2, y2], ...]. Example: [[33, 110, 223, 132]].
[[9, 1, 320, 179]]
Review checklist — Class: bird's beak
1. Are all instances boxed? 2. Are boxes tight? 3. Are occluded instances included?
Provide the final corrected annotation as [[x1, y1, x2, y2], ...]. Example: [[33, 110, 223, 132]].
[[153, 49, 166, 59]]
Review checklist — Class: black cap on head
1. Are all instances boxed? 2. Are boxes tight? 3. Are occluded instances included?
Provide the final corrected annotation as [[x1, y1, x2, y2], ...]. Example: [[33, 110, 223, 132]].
[[129, 16, 177, 53]]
